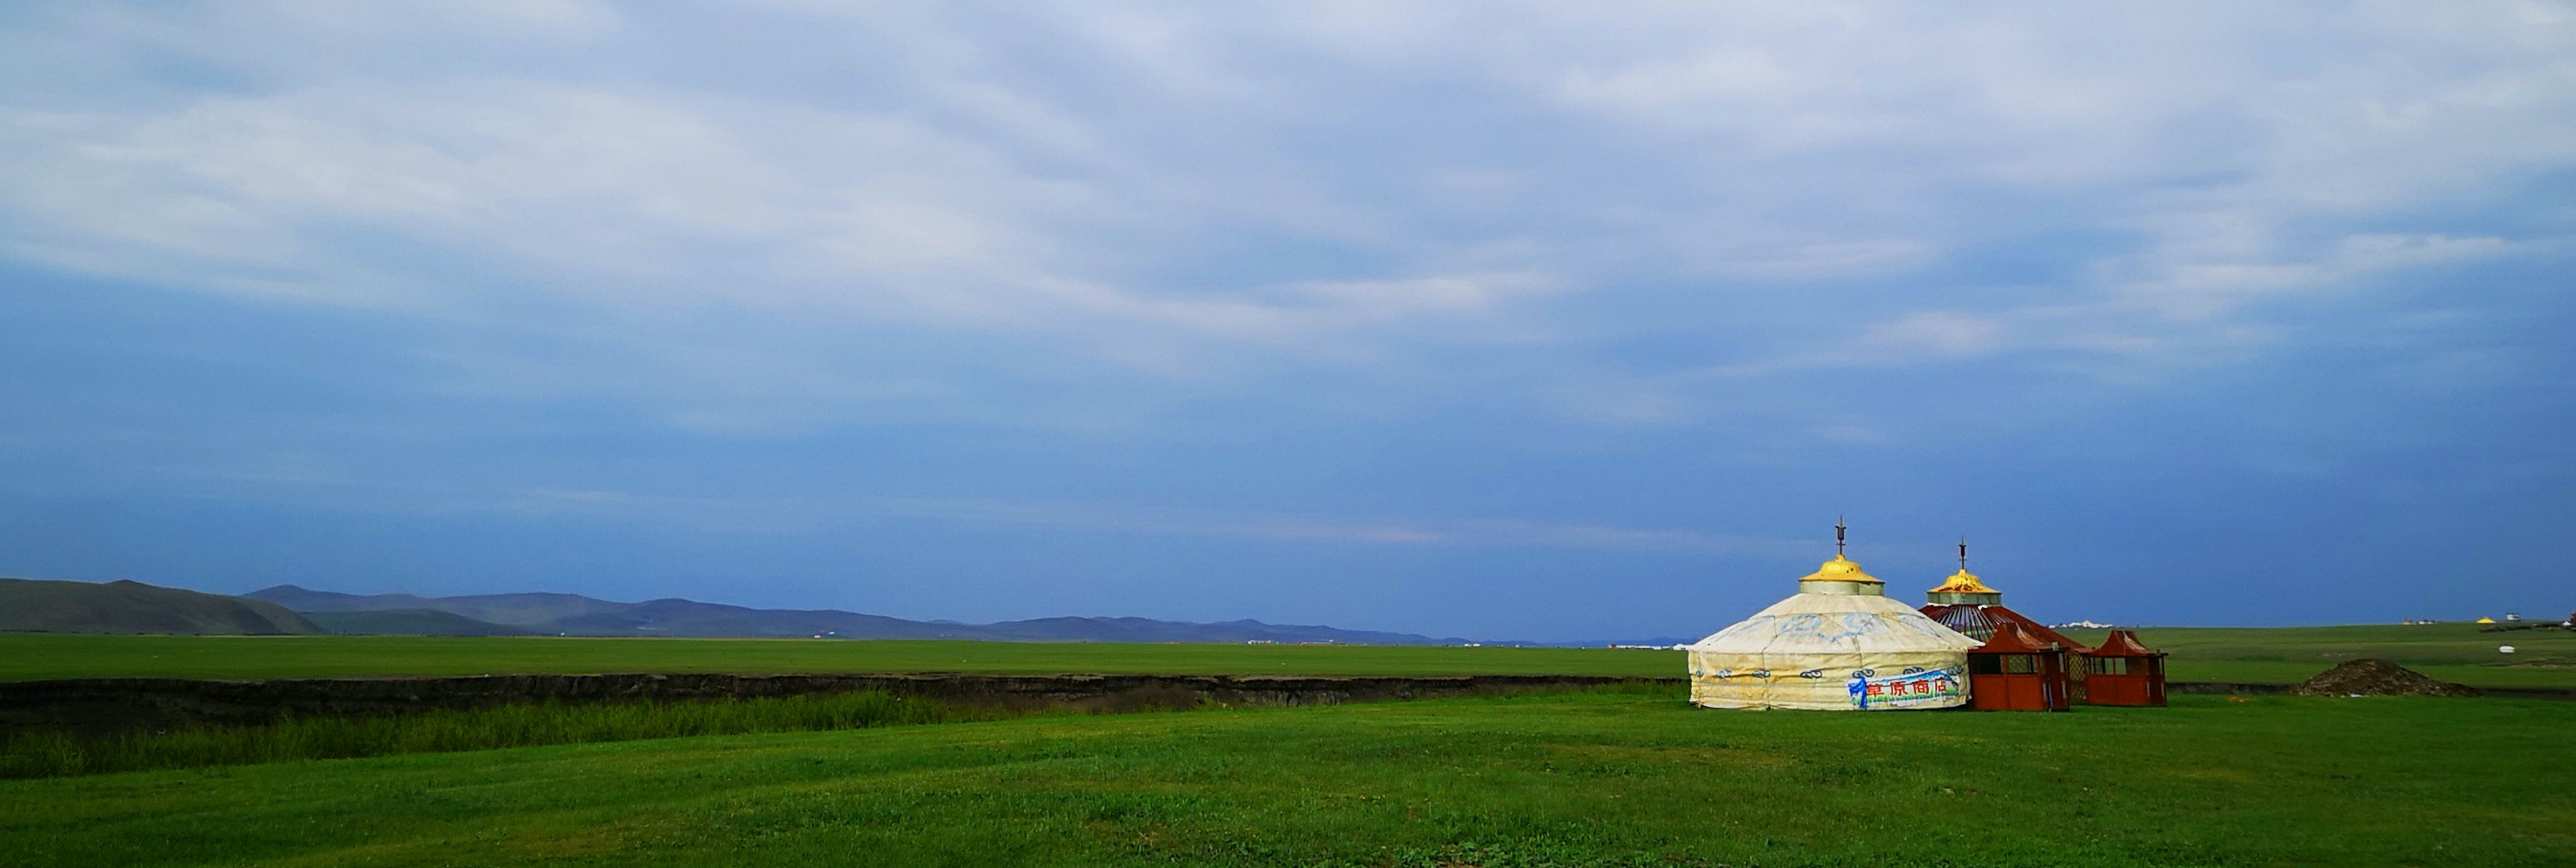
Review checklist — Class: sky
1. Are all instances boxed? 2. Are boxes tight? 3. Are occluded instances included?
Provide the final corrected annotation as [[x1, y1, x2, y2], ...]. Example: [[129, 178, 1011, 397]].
[[2, 2, 2572, 642]]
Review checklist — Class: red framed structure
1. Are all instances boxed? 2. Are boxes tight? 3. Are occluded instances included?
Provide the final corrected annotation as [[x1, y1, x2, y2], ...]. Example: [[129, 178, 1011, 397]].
[[1964, 621, 2072, 712], [1920, 603, 2091, 706], [1919, 544, 2099, 708], [2082, 629, 2167, 707]]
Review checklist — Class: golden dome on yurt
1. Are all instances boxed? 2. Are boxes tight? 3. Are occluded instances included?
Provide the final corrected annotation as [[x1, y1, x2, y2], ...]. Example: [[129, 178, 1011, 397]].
[[1926, 541, 2003, 606], [1928, 569, 1993, 595], [1796, 554, 1883, 593]]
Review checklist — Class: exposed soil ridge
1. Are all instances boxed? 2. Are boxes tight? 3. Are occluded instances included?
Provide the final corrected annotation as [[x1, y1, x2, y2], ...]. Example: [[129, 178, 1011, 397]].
[[0, 673, 1666, 736], [2292, 658, 2480, 697]]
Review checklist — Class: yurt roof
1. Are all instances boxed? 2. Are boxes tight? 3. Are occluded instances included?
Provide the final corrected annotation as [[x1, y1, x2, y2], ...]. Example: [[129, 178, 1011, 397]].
[[1692, 586, 1980, 655], [1927, 567, 1995, 595], [1797, 554, 1882, 584], [1971, 621, 2062, 654], [1974, 605, 2089, 655], [2090, 629, 2162, 657], [1922, 603, 1998, 641]]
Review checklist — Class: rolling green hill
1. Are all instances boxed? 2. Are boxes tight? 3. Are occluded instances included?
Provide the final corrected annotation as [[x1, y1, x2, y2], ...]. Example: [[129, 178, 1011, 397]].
[[299, 609, 529, 637], [0, 578, 319, 635], [245, 584, 1461, 643]]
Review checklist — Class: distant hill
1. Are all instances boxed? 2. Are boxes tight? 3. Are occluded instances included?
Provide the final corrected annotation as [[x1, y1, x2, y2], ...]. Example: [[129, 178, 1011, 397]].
[[243, 586, 632, 627], [246, 585, 1463, 645], [300, 609, 529, 637], [0, 578, 322, 635], [975, 616, 1452, 645]]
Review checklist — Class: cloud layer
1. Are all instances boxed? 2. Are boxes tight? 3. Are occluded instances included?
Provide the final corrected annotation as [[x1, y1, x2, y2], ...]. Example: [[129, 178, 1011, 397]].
[[2, 2, 2572, 637]]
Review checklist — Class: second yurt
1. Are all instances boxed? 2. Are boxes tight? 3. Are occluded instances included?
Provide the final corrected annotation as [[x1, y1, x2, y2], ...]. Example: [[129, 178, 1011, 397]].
[[1688, 527, 1980, 711]]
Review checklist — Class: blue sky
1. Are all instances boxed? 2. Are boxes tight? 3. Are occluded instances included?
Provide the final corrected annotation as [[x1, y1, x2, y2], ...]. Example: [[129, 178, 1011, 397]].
[[2, 2, 2572, 641]]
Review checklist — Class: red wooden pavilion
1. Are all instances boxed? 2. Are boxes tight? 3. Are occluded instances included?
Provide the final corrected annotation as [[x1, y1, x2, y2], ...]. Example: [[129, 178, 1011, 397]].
[[1918, 542, 2097, 706], [1964, 621, 2073, 712], [2082, 629, 2167, 707]]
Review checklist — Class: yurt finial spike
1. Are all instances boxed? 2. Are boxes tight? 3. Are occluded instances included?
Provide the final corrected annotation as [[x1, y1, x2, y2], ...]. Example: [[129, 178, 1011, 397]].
[[1959, 537, 1969, 571], [1835, 516, 1847, 556]]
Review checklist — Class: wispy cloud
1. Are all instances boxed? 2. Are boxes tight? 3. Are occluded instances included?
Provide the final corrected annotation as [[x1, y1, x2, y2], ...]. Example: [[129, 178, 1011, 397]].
[[144, 462, 1792, 556], [6, 2, 2567, 414], [2, 2, 2573, 635]]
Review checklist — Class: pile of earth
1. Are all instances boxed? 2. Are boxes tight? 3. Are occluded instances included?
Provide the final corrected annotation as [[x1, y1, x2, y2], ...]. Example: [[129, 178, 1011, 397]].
[[2292, 658, 2480, 698]]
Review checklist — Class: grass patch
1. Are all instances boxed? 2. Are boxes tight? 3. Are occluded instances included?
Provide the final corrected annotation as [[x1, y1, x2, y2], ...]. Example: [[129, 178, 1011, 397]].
[[2061, 621, 2576, 688], [0, 690, 991, 779], [0, 635, 1682, 681], [3, 684, 1677, 780], [5, 621, 2570, 687], [3, 692, 2569, 866]]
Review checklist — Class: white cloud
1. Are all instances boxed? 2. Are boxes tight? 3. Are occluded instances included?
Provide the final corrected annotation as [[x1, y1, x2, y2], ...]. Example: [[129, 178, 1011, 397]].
[[266, 0, 619, 37], [2110, 232, 2522, 321], [1, 1, 2570, 419], [129, 461, 1795, 555]]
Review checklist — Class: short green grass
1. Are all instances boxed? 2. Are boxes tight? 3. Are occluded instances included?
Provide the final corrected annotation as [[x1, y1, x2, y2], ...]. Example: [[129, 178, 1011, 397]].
[[4, 692, 2567, 867], [0, 690, 986, 779], [2060, 621, 2576, 688], [0, 635, 1679, 681], [6, 621, 2571, 687]]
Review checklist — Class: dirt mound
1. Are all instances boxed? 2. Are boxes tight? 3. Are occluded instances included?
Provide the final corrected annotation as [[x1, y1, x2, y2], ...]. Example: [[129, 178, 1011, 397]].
[[2293, 658, 2480, 698]]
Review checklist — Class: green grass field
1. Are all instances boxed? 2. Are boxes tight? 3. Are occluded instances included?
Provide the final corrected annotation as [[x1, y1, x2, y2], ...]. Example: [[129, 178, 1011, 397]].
[[1, 690, 989, 779], [8, 625, 2569, 866], [2058, 621, 2576, 688], [0, 635, 1679, 680], [5, 620, 2571, 687], [5, 691, 2568, 867]]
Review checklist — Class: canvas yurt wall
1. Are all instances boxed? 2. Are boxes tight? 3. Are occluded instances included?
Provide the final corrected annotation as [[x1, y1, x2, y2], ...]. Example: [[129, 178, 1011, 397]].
[[1688, 552, 1980, 711]]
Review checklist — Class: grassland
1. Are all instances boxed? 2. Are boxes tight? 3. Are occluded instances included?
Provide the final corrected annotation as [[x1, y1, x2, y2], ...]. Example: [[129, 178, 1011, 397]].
[[2058, 621, 2576, 688], [4, 690, 2567, 867], [5, 620, 2571, 687], [7, 625, 2567, 865], [0, 690, 983, 779], [0, 635, 1680, 681]]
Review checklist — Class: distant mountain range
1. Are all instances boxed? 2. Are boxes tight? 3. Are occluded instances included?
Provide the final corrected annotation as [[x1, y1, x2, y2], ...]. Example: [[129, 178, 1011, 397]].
[[0, 578, 322, 635], [238, 584, 1466, 645], [297, 608, 533, 637], [7, 576, 1690, 646]]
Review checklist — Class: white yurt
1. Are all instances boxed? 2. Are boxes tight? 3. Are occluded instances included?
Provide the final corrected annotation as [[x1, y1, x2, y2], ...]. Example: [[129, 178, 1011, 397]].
[[1688, 532, 1980, 711]]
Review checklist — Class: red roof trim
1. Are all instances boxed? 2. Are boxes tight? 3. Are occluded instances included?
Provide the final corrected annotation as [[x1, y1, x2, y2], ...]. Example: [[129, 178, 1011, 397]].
[[1981, 605, 2088, 653], [1971, 621, 2061, 654], [2089, 629, 2162, 657]]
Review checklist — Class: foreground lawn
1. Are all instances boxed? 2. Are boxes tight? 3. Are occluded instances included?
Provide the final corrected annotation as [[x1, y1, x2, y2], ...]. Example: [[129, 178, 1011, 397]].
[[6, 622, 2573, 688], [3, 693, 2568, 867]]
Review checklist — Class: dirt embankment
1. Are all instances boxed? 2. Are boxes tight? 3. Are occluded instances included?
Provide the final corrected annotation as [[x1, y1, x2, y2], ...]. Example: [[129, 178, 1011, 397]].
[[0, 673, 1672, 736], [2292, 659, 2480, 697]]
